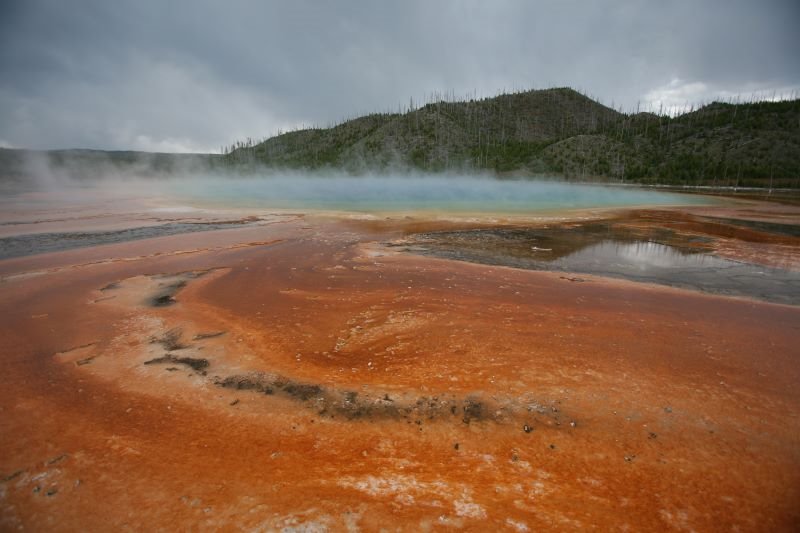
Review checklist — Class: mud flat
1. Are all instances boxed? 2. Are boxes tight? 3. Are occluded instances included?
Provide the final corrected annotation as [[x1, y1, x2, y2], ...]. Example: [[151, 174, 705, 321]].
[[0, 218, 273, 260], [0, 198, 799, 531]]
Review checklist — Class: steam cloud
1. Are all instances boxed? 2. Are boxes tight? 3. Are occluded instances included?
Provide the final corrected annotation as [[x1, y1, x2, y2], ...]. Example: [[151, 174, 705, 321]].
[[1, 150, 702, 213]]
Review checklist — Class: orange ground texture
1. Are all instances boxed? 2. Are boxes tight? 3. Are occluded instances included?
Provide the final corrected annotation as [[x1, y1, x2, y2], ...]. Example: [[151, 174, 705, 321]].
[[0, 199, 799, 532]]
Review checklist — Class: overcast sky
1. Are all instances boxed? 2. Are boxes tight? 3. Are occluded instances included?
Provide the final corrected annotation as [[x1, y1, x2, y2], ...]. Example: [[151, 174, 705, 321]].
[[1, 0, 798, 153]]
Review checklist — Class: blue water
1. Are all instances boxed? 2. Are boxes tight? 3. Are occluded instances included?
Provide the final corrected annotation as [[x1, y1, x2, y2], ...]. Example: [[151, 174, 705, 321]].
[[167, 174, 714, 212]]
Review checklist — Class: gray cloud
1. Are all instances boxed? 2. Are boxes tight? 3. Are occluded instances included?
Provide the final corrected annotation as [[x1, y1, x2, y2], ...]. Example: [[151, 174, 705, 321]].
[[1, 0, 798, 152]]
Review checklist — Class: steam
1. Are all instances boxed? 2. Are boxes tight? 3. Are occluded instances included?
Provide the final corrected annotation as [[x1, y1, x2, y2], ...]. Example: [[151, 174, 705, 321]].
[[164, 174, 702, 212], [0, 150, 704, 213]]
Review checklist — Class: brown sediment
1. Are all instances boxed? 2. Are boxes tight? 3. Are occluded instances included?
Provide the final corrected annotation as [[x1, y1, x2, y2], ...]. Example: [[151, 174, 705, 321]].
[[0, 237, 286, 285], [192, 331, 226, 340], [144, 354, 209, 374], [147, 271, 212, 307], [213, 372, 562, 426], [0, 201, 799, 531]]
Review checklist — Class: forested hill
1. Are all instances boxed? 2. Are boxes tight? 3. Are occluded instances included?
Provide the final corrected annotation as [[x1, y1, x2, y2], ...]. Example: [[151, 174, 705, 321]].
[[2, 88, 797, 189], [227, 87, 800, 188]]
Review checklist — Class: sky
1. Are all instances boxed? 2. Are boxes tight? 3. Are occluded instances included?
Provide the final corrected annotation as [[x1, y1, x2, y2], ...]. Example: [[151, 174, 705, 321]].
[[1, 0, 798, 153]]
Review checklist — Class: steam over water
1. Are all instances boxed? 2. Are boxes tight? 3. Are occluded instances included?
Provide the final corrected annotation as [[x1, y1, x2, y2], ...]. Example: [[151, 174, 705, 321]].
[[1, 161, 714, 214], [162, 174, 711, 212]]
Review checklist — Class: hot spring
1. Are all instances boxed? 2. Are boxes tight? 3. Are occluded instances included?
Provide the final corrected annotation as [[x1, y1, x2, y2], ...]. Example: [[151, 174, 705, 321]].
[[161, 174, 715, 212]]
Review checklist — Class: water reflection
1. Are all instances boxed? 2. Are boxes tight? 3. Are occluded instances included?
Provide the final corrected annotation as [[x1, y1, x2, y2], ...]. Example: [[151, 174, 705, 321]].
[[414, 227, 800, 305], [554, 240, 736, 270], [545, 238, 800, 305]]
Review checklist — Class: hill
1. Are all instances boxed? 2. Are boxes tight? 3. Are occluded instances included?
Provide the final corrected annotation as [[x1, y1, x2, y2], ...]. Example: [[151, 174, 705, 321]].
[[2, 88, 797, 189], [228, 87, 800, 188]]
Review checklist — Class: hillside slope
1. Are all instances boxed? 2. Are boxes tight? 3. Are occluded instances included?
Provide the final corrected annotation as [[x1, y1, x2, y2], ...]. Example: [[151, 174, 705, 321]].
[[230, 88, 800, 188]]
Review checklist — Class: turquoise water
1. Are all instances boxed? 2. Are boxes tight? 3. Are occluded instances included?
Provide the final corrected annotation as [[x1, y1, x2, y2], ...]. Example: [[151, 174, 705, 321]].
[[167, 175, 714, 212]]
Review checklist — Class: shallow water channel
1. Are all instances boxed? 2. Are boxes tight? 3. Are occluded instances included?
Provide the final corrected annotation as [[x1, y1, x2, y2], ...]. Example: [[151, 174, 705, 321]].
[[405, 221, 800, 305]]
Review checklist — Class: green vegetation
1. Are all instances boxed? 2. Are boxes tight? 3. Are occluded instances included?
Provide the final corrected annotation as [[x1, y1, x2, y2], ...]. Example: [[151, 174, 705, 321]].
[[2, 88, 797, 189], [225, 88, 800, 188]]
